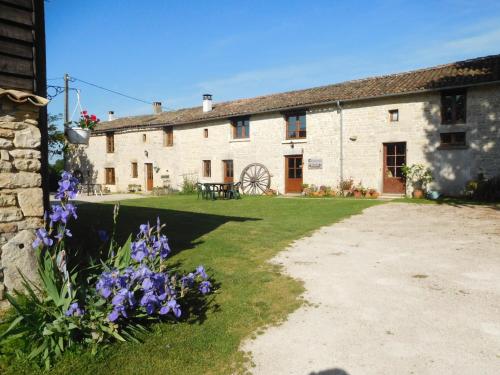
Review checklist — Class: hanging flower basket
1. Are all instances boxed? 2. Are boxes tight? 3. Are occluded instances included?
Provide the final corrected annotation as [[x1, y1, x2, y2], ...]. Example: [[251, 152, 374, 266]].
[[66, 127, 90, 145], [66, 110, 100, 145]]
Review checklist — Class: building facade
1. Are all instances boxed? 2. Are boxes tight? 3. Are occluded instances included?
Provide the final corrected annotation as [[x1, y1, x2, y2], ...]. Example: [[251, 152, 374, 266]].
[[69, 55, 500, 196]]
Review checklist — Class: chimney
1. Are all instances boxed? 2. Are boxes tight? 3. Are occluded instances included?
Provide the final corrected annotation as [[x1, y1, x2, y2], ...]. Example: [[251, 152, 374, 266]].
[[153, 101, 162, 114], [108, 111, 116, 121], [202, 94, 212, 112]]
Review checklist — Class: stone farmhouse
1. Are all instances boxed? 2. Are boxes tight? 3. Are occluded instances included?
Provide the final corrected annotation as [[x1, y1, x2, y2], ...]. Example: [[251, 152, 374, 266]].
[[69, 54, 500, 196]]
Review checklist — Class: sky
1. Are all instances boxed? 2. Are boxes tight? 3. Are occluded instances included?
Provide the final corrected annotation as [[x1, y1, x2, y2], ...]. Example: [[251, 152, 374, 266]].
[[45, 0, 500, 123]]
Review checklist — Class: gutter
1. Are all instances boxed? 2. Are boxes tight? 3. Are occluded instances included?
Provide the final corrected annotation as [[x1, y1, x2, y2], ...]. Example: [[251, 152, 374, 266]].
[[91, 79, 500, 135], [336, 100, 344, 183]]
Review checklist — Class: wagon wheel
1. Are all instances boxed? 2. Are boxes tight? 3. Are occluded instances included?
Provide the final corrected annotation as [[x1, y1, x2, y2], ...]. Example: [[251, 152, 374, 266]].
[[240, 163, 271, 195]]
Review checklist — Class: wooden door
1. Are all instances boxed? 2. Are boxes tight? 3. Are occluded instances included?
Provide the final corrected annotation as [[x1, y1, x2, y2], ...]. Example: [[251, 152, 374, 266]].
[[285, 155, 303, 193], [383, 142, 406, 193], [223, 160, 234, 183], [145, 163, 153, 191]]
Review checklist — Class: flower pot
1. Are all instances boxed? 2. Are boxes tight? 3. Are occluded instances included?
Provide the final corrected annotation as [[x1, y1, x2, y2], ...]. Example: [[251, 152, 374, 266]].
[[412, 188, 424, 199], [66, 127, 90, 145]]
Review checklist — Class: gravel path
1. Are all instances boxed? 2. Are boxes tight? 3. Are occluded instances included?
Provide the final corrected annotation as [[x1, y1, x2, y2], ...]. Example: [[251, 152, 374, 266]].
[[243, 203, 500, 375]]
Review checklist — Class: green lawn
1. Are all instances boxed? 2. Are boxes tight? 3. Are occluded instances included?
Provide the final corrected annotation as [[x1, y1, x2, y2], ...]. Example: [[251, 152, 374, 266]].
[[2, 195, 380, 375]]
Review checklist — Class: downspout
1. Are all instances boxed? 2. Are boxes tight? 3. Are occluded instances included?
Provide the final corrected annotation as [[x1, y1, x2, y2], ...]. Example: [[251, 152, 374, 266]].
[[336, 100, 344, 183]]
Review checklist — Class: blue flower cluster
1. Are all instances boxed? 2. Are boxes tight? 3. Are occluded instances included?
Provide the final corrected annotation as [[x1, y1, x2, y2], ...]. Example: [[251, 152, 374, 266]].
[[49, 204, 77, 226], [55, 171, 79, 200], [129, 219, 171, 263], [95, 219, 211, 322], [32, 171, 79, 250]]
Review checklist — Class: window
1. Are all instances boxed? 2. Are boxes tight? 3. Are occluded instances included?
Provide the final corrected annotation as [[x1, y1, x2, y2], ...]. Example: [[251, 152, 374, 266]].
[[232, 117, 250, 139], [286, 112, 306, 139], [105, 168, 115, 184], [441, 90, 466, 124], [204, 128, 208, 138], [131, 162, 138, 178], [440, 132, 466, 148], [163, 126, 173, 147], [287, 156, 303, 179], [142, 134, 147, 142], [106, 132, 114, 153], [389, 109, 399, 122], [203, 160, 211, 177]]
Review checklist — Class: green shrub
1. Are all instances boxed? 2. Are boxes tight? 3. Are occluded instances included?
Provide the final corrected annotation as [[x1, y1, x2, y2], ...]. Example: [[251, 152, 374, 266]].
[[180, 176, 197, 194]]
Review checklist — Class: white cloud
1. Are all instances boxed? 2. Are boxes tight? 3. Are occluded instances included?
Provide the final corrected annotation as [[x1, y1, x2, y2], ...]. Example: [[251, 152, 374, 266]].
[[443, 28, 500, 54]]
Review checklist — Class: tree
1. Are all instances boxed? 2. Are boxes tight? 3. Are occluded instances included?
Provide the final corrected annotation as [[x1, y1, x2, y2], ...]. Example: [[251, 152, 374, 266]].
[[48, 113, 65, 158]]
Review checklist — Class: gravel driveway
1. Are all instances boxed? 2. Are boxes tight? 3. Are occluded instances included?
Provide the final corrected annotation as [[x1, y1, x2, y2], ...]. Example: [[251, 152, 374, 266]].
[[243, 203, 500, 375]]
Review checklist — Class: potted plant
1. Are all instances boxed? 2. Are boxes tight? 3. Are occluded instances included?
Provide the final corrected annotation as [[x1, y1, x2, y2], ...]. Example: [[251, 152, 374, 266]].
[[66, 110, 100, 145], [401, 164, 433, 198], [352, 182, 364, 198], [338, 178, 354, 197], [366, 188, 379, 199]]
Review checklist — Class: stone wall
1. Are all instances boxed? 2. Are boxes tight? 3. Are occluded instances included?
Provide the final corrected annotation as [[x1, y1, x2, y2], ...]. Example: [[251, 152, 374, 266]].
[[0, 95, 44, 304]]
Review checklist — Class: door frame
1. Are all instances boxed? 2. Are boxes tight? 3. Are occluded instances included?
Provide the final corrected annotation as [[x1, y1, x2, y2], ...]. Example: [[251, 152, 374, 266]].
[[284, 155, 303, 193], [145, 163, 153, 191], [222, 160, 234, 183], [382, 142, 406, 194]]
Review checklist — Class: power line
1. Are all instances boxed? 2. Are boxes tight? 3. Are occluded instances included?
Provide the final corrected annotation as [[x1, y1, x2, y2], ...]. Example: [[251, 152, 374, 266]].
[[70, 76, 154, 105]]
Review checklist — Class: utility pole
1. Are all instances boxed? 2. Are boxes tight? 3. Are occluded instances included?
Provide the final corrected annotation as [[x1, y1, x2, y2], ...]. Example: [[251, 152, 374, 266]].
[[63, 73, 69, 171], [64, 73, 69, 128]]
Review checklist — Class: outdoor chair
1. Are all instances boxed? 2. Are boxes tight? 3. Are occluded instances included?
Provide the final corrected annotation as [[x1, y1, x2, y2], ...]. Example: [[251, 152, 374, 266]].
[[204, 183, 219, 200], [196, 182, 205, 199], [227, 182, 242, 199]]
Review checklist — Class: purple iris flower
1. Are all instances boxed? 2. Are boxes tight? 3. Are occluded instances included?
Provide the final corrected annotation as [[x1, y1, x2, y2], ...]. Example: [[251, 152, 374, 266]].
[[108, 309, 119, 322], [96, 271, 117, 298], [140, 292, 159, 315], [55, 171, 79, 200], [195, 265, 208, 280], [158, 235, 171, 259], [111, 289, 127, 306], [142, 277, 154, 291], [131, 240, 148, 262], [159, 299, 181, 317], [54, 228, 72, 241], [181, 273, 195, 288], [199, 280, 212, 295], [139, 223, 150, 236], [65, 302, 84, 317], [32, 228, 53, 248]]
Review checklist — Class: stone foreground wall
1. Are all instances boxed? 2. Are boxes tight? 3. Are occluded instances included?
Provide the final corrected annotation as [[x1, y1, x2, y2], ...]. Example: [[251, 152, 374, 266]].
[[0, 96, 44, 303]]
